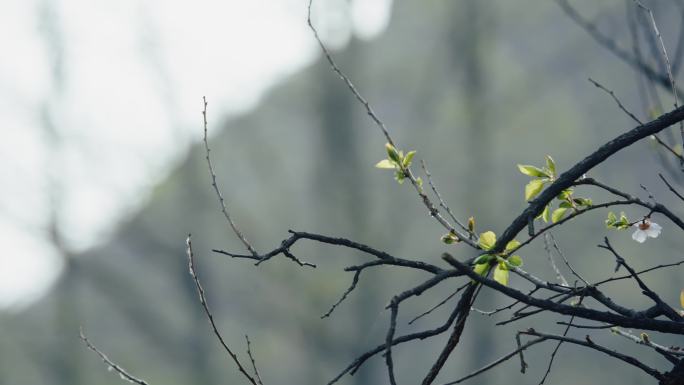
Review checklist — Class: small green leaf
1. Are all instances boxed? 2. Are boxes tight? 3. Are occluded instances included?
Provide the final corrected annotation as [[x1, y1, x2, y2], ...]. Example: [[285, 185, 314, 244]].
[[478, 231, 497, 250], [557, 189, 573, 200], [473, 254, 492, 265], [385, 143, 401, 163], [441, 233, 457, 244], [493, 263, 509, 286], [394, 170, 405, 184], [468, 216, 475, 232], [559, 201, 572, 208], [518, 164, 549, 178], [473, 262, 490, 277], [508, 255, 523, 267], [545, 155, 556, 175], [607, 211, 617, 224], [525, 179, 545, 201], [551, 207, 568, 223], [573, 197, 592, 206], [402, 150, 416, 168], [505, 239, 521, 253], [375, 159, 396, 169], [415, 177, 423, 188], [542, 204, 550, 223]]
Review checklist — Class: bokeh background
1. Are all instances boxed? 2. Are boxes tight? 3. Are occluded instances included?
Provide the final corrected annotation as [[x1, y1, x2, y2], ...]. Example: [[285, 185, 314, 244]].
[[2, 0, 684, 384]]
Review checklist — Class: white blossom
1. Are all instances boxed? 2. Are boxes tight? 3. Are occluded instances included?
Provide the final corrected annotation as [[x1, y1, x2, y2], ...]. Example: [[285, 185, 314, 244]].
[[632, 220, 662, 243]]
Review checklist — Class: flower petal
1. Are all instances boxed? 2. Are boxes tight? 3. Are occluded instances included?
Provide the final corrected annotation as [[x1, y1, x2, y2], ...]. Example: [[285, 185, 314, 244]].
[[632, 230, 647, 243], [646, 222, 662, 238]]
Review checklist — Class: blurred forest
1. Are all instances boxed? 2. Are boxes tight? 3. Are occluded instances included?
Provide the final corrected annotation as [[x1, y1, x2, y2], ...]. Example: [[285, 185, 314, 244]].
[[3, 1, 684, 384]]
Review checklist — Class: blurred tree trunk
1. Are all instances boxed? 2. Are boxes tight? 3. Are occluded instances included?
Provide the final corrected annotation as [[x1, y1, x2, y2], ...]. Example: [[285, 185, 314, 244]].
[[38, 1, 84, 382], [448, 0, 496, 381], [52, 264, 83, 385], [313, 37, 377, 384]]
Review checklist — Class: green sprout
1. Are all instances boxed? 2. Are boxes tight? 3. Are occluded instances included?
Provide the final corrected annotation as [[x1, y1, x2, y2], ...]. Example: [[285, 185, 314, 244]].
[[375, 143, 421, 186], [518, 155, 592, 224], [471, 230, 523, 286]]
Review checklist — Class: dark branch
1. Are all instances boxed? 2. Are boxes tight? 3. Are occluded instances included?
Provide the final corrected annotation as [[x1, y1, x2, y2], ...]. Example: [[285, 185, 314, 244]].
[[215, 230, 444, 275], [186, 235, 258, 385], [490, 105, 684, 254]]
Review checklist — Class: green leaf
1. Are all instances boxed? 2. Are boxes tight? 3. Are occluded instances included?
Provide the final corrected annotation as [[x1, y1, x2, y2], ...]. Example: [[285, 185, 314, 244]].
[[619, 212, 629, 223], [518, 164, 549, 178], [415, 177, 423, 188], [478, 231, 497, 250], [551, 207, 568, 223], [402, 150, 416, 168], [559, 201, 572, 208], [493, 263, 509, 286], [468, 216, 475, 232], [441, 233, 457, 244], [473, 262, 490, 277], [525, 179, 545, 201], [505, 239, 521, 253], [375, 159, 396, 169], [394, 170, 405, 184], [607, 211, 617, 224], [508, 255, 523, 267], [557, 189, 573, 200], [385, 143, 401, 163], [473, 254, 492, 265], [545, 155, 556, 175], [541, 204, 550, 223], [573, 197, 592, 207]]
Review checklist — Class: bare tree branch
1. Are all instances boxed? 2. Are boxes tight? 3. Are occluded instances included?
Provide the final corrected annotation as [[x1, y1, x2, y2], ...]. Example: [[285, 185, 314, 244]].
[[80, 328, 150, 385], [186, 234, 258, 385], [202, 97, 258, 257]]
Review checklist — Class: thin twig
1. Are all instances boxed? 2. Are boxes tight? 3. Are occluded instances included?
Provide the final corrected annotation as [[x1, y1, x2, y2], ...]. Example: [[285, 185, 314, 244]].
[[556, 322, 615, 329], [409, 282, 470, 324], [588, 77, 643, 125], [548, 233, 588, 286], [594, 258, 684, 286], [538, 295, 585, 384], [634, 0, 684, 150], [80, 328, 150, 385], [611, 327, 684, 358], [186, 235, 258, 385], [421, 160, 472, 236], [446, 337, 546, 384], [659, 172, 684, 201], [556, 0, 682, 95], [471, 288, 538, 317], [245, 336, 265, 385], [321, 270, 361, 319], [543, 233, 569, 287], [202, 97, 258, 257]]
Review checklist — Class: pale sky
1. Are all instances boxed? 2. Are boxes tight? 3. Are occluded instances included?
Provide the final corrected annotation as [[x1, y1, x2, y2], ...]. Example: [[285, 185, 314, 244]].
[[0, 0, 393, 309]]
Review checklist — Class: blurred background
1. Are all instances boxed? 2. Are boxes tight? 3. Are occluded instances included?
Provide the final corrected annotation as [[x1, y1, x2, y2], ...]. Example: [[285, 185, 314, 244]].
[[2, 0, 684, 384]]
